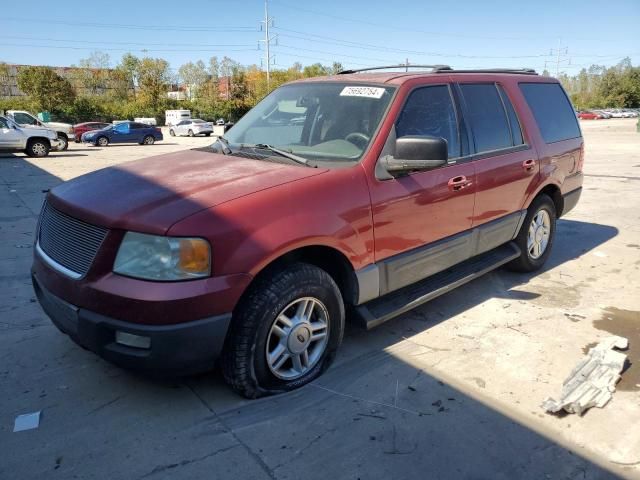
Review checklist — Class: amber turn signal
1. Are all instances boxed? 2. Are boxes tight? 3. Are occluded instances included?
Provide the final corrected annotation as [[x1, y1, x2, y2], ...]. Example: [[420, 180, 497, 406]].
[[178, 238, 211, 275]]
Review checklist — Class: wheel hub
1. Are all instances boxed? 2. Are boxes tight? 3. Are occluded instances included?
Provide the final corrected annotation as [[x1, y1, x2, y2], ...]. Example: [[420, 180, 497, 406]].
[[288, 324, 311, 354]]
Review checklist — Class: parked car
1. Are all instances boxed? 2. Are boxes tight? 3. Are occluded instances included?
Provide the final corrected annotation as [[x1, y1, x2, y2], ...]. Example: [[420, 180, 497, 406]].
[[32, 66, 583, 398], [73, 122, 111, 142], [81, 121, 163, 146], [169, 119, 213, 137], [593, 110, 611, 119], [0, 115, 60, 157], [577, 110, 602, 120], [5, 110, 73, 150]]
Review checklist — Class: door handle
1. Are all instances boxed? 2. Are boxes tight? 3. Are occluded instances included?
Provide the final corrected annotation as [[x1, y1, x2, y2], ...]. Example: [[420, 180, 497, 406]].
[[522, 159, 535, 171], [448, 175, 472, 191]]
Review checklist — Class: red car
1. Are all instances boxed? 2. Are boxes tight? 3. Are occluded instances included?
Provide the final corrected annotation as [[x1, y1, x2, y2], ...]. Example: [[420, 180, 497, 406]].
[[72, 122, 112, 142], [32, 66, 583, 397], [577, 111, 602, 120]]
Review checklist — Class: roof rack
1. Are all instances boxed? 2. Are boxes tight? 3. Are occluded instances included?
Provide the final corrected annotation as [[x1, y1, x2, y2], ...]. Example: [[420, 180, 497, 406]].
[[433, 67, 538, 75], [337, 64, 451, 75], [337, 65, 538, 75]]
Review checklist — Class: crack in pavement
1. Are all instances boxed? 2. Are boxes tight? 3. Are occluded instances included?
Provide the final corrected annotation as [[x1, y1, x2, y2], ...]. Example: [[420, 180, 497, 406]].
[[139, 444, 241, 479], [186, 384, 278, 480]]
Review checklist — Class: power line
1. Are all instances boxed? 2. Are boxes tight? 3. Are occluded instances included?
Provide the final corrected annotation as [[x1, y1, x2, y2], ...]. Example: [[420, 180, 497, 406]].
[[0, 35, 256, 48], [2, 17, 256, 32], [1, 43, 258, 53]]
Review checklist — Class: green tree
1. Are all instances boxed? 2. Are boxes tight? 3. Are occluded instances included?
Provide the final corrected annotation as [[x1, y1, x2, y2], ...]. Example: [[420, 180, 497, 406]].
[[303, 63, 329, 78], [120, 53, 141, 98], [137, 57, 171, 110], [0, 62, 12, 97], [73, 51, 111, 96], [16, 66, 75, 111], [178, 60, 208, 100]]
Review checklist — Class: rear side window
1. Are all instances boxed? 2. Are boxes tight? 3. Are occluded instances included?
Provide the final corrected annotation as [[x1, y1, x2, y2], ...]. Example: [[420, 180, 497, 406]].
[[497, 85, 524, 146], [519, 83, 581, 143], [396, 85, 460, 159], [459, 83, 512, 153]]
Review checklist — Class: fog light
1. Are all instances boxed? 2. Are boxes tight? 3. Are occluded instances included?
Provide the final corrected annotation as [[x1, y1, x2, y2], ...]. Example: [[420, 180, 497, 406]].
[[115, 331, 151, 349]]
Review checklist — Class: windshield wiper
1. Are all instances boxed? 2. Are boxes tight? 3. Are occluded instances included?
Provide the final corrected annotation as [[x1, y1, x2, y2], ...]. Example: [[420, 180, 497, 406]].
[[248, 144, 310, 166], [214, 135, 232, 155]]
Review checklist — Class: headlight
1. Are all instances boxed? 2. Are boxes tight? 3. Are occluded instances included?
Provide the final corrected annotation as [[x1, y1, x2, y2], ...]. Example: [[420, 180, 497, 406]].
[[113, 232, 211, 281]]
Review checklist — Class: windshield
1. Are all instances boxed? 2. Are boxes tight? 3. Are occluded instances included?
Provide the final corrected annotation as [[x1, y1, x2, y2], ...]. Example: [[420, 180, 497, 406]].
[[224, 82, 395, 162]]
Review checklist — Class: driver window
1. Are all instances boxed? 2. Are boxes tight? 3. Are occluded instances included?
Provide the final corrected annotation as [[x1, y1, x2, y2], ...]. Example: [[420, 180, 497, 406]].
[[396, 85, 460, 159], [115, 123, 129, 133], [14, 113, 37, 125]]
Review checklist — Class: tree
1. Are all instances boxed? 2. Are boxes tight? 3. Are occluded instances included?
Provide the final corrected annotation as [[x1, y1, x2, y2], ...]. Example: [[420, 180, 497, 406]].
[[330, 62, 344, 75], [119, 53, 141, 98], [178, 60, 208, 100], [136, 57, 171, 110], [73, 51, 111, 96], [208, 56, 220, 82], [0, 62, 12, 97], [303, 63, 329, 78], [16, 66, 75, 111]]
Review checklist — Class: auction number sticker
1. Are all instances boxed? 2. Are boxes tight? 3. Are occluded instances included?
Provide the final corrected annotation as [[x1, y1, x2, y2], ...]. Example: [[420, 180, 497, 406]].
[[340, 86, 386, 99]]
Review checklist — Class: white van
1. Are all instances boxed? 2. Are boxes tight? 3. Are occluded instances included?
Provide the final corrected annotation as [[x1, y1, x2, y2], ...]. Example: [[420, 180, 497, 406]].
[[165, 110, 191, 126]]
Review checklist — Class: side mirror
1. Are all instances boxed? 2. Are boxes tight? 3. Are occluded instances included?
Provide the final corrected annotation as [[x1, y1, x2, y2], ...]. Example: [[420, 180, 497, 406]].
[[382, 135, 448, 174]]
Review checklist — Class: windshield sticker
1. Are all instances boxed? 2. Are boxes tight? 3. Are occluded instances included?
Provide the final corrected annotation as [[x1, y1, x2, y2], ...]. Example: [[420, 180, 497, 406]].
[[340, 86, 386, 99]]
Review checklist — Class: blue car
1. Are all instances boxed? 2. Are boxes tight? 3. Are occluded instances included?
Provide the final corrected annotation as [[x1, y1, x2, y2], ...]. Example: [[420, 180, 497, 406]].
[[82, 121, 163, 146]]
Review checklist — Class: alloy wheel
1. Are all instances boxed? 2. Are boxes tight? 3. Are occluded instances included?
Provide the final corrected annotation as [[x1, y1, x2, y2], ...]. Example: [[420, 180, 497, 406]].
[[527, 210, 551, 259], [265, 297, 329, 380]]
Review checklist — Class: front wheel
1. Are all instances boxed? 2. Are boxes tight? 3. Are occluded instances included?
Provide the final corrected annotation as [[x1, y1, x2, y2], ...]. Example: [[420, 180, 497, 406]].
[[56, 134, 68, 151], [188, 129, 194, 137], [169, 129, 175, 137], [507, 194, 556, 272], [25, 139, 50, 157], [222, 263, 345, 398], [97, 136, 109, 147]]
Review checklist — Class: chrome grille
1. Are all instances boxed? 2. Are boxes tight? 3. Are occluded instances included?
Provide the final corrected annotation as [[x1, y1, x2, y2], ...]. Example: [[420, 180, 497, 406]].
[[38, 201, 108, 277]]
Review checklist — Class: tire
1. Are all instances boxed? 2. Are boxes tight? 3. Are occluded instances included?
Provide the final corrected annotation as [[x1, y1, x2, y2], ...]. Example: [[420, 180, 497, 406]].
[[169, 129, 175, 137], [205, 133, 211, 137], [25, 139, 50, 157], [143, 135, 155, 145], [222, 263, 345, 398], [188, 129, 194, 137], [97, 136, 109, 147], [56, 134, 68, 151], [507, 194, 556, 272]]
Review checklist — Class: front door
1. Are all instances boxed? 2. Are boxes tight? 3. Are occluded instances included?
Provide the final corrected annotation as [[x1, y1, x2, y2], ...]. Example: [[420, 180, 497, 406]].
[[368, 84, 476, 294], [0, 117, 24, 148]]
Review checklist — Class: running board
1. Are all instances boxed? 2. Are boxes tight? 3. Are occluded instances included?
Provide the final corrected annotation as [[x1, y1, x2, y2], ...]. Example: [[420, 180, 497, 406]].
[[354, 242, 521, 330]]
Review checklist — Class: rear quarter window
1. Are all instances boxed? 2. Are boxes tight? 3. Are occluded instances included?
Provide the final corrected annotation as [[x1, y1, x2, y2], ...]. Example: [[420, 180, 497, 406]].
[[519, 83, 581, 143]]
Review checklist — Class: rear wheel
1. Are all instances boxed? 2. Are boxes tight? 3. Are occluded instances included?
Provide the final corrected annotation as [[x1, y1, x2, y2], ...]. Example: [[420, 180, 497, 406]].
[[205, 133, 211, 137], [97, 136, 109, 147], [25, 139, 50, 157], [142, 135, 155, 145], [188, 129, 194, 137], [222, 263, 344, 398], [507, 194, 556, 272], [169, 129, 175, 136]]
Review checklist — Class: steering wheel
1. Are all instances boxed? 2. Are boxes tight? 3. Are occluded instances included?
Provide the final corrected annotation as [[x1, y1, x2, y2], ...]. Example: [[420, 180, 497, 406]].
[[345, 132, 370, 149]]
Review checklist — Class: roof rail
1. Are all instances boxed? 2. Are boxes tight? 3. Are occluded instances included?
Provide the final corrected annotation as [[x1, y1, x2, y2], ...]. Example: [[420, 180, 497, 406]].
[[433, 67, 538, 75], [337, 64, 452, 75]]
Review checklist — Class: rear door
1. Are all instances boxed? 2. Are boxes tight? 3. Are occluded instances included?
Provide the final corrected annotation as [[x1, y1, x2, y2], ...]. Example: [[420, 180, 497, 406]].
[[457, 81, 538, 253], [368, 83, 477, 294]]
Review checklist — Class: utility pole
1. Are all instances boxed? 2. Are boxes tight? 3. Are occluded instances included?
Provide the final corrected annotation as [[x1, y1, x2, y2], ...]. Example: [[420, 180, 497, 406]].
[[405, 58, 409, 72], [259, 0, 277, 89], [549, 38, 570, 78]]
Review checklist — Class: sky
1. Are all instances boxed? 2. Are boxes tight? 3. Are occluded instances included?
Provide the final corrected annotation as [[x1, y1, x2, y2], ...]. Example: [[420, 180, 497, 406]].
[[1, 0, 639, 76]]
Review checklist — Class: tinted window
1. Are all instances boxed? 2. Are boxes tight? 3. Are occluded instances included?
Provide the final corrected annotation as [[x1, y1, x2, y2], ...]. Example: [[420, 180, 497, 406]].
[[13, 112, 37, 125], [520, 83, 580, 143], [396, 85, 460, 158], [497, 85, 524, 145], [459, 84, 511, 153], [131, 123, 147, 129], [0, 117, 9, 129]]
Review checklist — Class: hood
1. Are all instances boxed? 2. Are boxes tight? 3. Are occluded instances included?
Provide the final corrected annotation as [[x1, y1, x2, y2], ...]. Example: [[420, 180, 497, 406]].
[[21, 125, 57, 139], [48, 149, 327, 234], [44, 121, 73, 131]]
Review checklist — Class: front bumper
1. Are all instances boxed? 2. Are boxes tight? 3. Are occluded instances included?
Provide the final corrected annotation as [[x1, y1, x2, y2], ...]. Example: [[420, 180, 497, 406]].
[[33, 273, 232, 375], [49, 138, 62, 149]]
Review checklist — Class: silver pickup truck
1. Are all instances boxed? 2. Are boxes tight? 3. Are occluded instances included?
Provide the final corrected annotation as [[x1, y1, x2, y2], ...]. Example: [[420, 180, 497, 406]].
[[0, 115, 61, 157]]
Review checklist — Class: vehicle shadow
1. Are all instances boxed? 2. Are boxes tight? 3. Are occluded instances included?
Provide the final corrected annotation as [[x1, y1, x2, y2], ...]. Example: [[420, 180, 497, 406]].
[[0, 154, 622, 479]]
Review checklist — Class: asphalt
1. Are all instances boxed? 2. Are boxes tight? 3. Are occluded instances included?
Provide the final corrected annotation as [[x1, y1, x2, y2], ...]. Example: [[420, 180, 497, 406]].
[[1, 120, 639, 479]]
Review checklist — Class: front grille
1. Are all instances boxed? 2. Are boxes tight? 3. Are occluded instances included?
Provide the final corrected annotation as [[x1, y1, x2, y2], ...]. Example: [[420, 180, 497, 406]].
[[38, 201, 109, 277]]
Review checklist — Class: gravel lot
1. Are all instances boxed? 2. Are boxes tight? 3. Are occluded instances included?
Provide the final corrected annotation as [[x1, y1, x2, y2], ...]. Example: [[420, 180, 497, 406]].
[[1, 120, 639, 479]]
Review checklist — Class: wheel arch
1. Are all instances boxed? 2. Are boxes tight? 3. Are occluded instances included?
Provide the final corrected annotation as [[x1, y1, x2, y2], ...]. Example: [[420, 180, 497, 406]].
[[26, 136, 51, 147], [528, 182, 564, 217], [237, 244, 359, 312]]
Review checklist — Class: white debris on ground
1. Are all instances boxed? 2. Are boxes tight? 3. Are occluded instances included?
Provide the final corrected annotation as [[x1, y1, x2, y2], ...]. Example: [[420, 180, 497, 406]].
[[13, 411, 41, 432], [542, 336, 629, 415]]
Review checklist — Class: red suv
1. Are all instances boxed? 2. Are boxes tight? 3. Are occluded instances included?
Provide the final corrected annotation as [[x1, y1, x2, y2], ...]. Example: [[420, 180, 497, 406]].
[[32, 66, 583, 398]]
